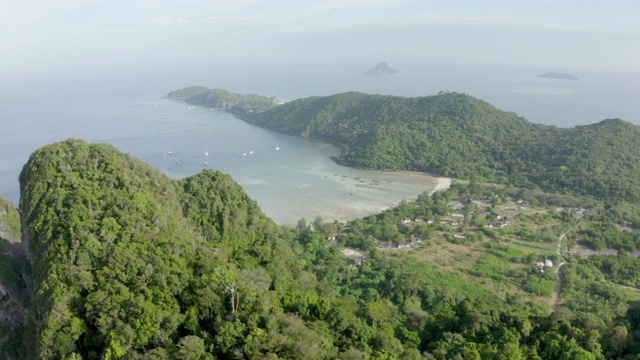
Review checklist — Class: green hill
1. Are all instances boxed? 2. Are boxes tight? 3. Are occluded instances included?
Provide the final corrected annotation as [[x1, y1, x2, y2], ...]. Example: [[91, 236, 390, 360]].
[[15, 139, 323, 359], [246, 91, 640, 203]]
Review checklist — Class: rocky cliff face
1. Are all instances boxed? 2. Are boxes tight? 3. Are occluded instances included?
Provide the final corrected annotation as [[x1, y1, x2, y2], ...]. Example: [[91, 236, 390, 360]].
[[0, 198, 29, 358]]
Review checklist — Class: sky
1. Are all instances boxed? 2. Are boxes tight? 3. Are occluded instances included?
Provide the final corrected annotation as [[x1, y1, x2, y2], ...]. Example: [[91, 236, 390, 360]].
[[1, 0, 639, 78]]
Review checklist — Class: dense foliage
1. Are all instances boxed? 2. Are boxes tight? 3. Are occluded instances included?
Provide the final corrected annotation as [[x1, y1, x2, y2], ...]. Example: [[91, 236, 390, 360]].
[[0, 196, 27, 358], [580, 223, 640, 251], [16, 139, 338, 359], [3, 136, 640, 359], [0, 196, 23, 296], [0, 197, 23, 289], [243, 91, 640, 204], [0, 197, 20, 241]]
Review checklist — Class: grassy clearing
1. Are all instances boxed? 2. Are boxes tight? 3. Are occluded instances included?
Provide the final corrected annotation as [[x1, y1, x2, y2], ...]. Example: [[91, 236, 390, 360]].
[[387, 197, 581, 308]]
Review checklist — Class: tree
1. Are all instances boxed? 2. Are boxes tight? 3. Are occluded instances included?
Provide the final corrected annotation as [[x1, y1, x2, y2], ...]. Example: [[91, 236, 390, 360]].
[[177, 336, 210, 360]]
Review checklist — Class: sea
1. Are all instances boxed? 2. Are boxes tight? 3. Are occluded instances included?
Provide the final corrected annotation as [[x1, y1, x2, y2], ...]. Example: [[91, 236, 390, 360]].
[[1, 62, 638, 226]]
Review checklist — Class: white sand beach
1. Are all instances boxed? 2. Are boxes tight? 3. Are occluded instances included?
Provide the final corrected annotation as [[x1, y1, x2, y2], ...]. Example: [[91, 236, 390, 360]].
[[429, 176, 452, 195], [274, 170, 451, 226]]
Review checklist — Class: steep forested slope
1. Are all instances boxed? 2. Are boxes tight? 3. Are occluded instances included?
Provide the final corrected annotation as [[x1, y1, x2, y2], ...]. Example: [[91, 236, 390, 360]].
[[19, 139, 199, 358], [520, 119, 640, 202], [0, 197, 27, 357], [0, 198, 20, 242], [16, 139, 331, 359]]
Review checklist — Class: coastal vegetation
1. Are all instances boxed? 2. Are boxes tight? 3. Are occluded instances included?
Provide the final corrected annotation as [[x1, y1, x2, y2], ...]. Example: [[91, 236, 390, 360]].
[[3, 85, 640, 358], [164, 86, 280, 117], [236, 91, 640, 207], [169, 87, 640, 205]]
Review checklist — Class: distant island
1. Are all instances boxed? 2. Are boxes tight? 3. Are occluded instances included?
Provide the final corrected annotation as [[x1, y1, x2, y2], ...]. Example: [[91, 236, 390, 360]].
[[539, 71, 579, 80], [364, 61, 398, 77]]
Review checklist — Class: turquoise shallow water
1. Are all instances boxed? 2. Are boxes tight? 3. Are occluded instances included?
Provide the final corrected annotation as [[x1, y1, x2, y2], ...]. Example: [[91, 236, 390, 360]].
[[0, 93, 439, 226], [113, 99, 441, 225]]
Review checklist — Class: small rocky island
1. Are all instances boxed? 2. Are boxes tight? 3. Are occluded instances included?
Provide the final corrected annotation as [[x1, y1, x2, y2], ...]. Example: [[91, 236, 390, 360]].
[[364, 61, 398, 77], [539, 71, 579, 80]]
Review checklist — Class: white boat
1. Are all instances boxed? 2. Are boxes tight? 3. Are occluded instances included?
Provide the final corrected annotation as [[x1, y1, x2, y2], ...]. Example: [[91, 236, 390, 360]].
[[204, 148, 209, 156], [249, 150, 253, 154], [275, 142, 280, 151], [204, 161, 208, 166]]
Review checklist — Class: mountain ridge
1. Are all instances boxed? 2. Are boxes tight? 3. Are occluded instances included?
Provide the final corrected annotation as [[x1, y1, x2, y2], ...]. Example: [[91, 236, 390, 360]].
[[245, 90, 640, 203]]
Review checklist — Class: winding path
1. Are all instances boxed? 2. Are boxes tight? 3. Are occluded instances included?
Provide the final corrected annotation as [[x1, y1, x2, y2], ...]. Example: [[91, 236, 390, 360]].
[[604, 280, 640, 292], [549, 218, 582, 311], [548, 213, 640, 310], [549, 260, 567, 312]]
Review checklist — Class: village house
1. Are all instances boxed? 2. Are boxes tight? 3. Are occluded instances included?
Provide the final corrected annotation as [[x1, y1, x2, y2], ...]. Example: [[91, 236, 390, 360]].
[[536, 259, 554, 272]]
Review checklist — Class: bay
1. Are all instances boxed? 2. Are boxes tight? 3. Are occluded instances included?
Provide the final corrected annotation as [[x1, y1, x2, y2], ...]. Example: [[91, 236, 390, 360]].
[[0, 62, 638, 225], [0, 83, 442, 226]]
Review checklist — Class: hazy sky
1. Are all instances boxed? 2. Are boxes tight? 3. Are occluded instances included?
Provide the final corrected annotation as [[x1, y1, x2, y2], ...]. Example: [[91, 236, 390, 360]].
[[1, 0, 639, 78]]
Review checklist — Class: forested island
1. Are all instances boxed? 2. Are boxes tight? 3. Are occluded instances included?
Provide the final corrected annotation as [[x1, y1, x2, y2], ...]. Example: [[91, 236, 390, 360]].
[[3, 87, 640, 358]]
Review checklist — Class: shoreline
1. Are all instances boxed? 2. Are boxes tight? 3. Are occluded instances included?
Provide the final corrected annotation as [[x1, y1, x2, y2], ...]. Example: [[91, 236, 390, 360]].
[[277, 170, 452, 226], [170, 98, 453, 212], [429, 176, 452, 195], [168, 96, 353, 158], [222, 108, 453, 196], [236, 114, 356, 156]]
